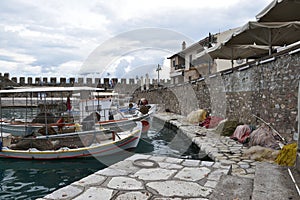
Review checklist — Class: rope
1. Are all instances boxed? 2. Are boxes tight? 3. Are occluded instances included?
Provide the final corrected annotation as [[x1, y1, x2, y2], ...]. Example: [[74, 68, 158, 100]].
[[288, 168, 300, 196]]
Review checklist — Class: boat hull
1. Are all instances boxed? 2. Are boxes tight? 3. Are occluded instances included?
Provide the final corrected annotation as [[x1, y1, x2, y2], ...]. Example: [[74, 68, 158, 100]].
[[0, 122, 43, 136], [0, 123, 142, 160], [0, 122, 76, 137]]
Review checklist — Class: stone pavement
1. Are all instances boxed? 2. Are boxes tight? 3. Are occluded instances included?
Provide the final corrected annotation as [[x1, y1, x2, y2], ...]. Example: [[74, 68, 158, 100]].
[[40, 112, 264, 199], [39, 154, 231, 200]]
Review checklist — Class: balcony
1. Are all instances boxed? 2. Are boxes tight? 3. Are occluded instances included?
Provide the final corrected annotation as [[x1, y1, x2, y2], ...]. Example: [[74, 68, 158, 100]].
[[174, 64, 185, 70], [170, 70, 184, 78]]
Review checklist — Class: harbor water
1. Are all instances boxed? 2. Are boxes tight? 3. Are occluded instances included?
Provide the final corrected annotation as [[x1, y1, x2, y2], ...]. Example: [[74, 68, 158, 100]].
[[0, 114, 206, 200]]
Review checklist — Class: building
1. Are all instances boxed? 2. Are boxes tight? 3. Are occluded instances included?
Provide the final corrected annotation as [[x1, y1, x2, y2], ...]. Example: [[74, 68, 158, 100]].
[[168, 34, 217, 84], [168, 29, 241, 84]]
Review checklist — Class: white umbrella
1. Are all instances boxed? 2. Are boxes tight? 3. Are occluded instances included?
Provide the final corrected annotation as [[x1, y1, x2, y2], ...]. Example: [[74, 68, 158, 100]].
[[223, 21, 300, 54], [207, 44, 270, 60], [256, 0, 300, 22]]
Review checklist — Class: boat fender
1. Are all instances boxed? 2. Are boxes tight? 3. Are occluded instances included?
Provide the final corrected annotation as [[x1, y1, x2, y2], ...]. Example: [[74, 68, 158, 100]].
[[141, 120, 150, 132], [75, 123, 81, 132], [112, 131, 115, 141], [0, 141, 2, 151]]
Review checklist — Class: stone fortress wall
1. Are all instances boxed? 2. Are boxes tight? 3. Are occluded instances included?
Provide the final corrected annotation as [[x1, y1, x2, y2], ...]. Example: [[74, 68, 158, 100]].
[[0, 73, 170, 96], [8, 75, 170, 88]]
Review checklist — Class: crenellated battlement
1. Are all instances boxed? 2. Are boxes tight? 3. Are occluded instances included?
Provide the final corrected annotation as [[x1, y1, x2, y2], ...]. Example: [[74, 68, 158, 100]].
[[5, 73, 170, 87]]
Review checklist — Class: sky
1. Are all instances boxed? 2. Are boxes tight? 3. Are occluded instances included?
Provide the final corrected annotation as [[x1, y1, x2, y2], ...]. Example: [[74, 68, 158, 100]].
[[0, 0, 272, 81]]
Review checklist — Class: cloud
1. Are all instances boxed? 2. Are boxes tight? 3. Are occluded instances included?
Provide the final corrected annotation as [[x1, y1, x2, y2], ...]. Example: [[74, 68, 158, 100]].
[[0, 0, 271, 79], [0, 49, 36, 64], [80, 28, 195, 77]]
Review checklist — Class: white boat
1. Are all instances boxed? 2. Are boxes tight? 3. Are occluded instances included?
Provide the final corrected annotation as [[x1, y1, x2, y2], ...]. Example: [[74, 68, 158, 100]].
[[0, 122, 142, 160], [0, 87, 120, 137], [96, 104, 156, 133], [0, 86, 143, 160], [77, 92, 156, 133]]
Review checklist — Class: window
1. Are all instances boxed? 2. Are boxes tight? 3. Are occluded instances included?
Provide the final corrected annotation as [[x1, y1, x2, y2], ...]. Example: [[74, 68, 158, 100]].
[[172, 60, 176, 68]]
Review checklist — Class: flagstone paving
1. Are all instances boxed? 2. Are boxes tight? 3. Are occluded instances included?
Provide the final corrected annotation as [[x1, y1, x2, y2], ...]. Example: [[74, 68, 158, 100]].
[[40, 154, 231, 200], [40, 112, 259, 200]]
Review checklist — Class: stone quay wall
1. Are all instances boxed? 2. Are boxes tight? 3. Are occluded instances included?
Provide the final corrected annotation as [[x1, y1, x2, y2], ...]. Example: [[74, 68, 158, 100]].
[[134, 49, 300, 141]]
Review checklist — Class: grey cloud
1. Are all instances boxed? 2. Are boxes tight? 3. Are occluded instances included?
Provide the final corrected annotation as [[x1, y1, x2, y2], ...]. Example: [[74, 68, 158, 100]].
[[0, 0, 271, 78], [106, 0, 270, 39], [109, 49, 168, 79], [80, 28, 194, 75], [0, 55, 17, 63]]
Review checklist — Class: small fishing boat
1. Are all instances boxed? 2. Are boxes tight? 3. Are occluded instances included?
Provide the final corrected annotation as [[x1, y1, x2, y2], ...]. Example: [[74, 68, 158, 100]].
[[0, 122, 142, 160], [0, 86, 143, 160], [95, 104, 156, 133], [79, 93, 156, 134], [0, 86, 97, 137]]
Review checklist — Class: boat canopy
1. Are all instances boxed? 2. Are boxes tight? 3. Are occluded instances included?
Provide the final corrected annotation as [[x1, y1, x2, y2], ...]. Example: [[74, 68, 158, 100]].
[[0, 86, 103, 94], [91, 92, 119, 96]]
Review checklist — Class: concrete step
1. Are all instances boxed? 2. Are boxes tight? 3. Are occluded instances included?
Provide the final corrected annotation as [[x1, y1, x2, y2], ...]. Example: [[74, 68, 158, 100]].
[[252, 162, 299, 200], [209, 174, 254, 200]]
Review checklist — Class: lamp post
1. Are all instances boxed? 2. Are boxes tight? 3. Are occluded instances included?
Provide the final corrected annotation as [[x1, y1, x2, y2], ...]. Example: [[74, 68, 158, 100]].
[[156, 64, 162, 84]]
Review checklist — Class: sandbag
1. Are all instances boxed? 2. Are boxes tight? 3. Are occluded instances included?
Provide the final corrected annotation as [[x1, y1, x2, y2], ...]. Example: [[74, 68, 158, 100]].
[[199, 116, 224, 129], [230, 125, 251, 143], [216, 120, 241, 136], [186, 109, 207, 124], [38, 126, 57, 135], [10, 138, 55, 151], [275, 143, 297, 166], [243, 145, 279, 162], [32, 112, 57, 124], [139, 105, 149, 114], [249, 124, 280, 149]]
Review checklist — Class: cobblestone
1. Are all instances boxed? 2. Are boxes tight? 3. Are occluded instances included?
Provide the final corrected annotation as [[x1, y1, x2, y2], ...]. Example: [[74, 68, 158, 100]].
[[156, 112, 258, 177]]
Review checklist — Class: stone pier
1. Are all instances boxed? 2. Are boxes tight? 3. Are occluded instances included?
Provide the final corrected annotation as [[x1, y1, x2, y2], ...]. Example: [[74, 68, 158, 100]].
[[39, 112, 263, 200], [40, 154, 231, 200]]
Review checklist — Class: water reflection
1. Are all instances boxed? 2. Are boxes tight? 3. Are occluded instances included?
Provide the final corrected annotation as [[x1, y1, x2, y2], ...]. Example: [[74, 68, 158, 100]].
[[136, 124, 204, 160]]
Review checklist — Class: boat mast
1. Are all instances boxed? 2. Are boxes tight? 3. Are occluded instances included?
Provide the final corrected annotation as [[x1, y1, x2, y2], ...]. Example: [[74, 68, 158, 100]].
[[30, 92, 33, 120], [44, 92, 48, 136], [25, 92, 28, 135]]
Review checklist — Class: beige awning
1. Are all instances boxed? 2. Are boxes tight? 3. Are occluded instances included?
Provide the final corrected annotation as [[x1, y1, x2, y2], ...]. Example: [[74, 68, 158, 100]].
[[224, 21, 300, 48], [256, 0, 300, 22], [207, 44, 270, 60]]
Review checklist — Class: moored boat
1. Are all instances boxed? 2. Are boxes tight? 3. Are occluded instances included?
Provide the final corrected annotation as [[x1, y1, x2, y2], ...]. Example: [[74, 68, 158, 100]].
[[0, 86, 144, 160], [0, 122, 142, 160]]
